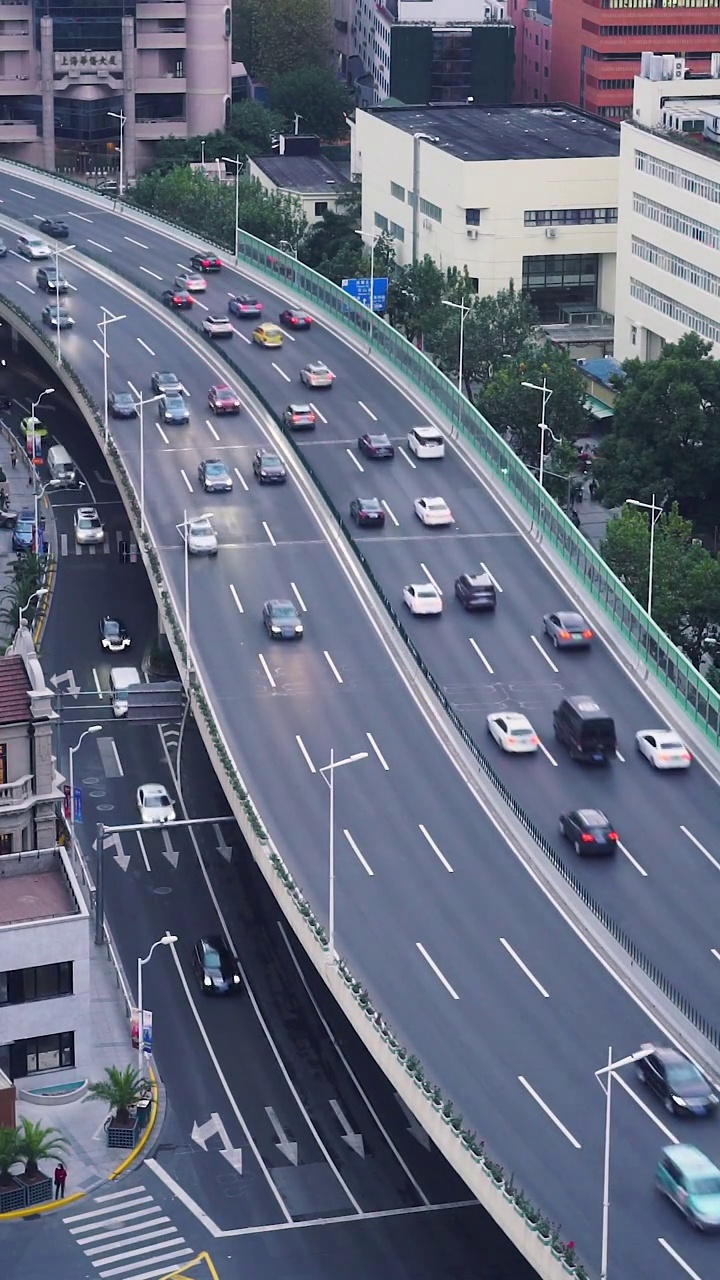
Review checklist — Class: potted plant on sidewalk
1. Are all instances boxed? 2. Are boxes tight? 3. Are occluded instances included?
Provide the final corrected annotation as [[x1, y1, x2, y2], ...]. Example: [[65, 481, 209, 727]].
[[86, 1065, 150, 1149], [16, 1118, 66, 1205], [0, 1127, 24, 1212]]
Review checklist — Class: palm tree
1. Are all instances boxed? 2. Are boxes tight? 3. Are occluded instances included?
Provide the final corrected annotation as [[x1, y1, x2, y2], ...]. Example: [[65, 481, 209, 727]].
[[0, 1126, 20, 1186], [85, 1065, 150, 1126], [16, 1117, 68, 1178]]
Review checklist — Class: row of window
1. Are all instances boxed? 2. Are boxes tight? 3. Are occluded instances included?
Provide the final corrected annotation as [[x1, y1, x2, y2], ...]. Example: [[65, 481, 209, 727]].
[[420, 197, 442, 223], [632, 235, 720, 297], [633, 191, 720, 250], [0, 962, 73, 1007], [22, 1031, 75, 1076], [595, 78, 635, 90], [593, 22, 720, 33], [371, 213, 407, 244], [601, 0, 720, 5], [595, 105, 632, 118], [390, 181, 405, 202], [630, 278, 720, 345], [635, 148, 720, 205], [525, 207, 618, 226]]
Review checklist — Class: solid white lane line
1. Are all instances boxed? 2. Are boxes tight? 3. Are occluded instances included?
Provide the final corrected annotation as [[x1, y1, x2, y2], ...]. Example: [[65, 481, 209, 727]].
[[205, 417, 220, 442], [124, 235, 148, 249], [347, 448, 364, 472], [16, 281, 34, 294], [229, 584, 243, 614], [290, 581, 307, 612], [612, 1072, 678, 1142], [64, 1195, 153, 1223], [420, 562, 442, 595], [194, 299, 209, 311], [140, 266, 162, 281], [537, 740, 559, 767], [366, 732, 389, 770], [283, 330, 296, 341], [480, 561, 503, 592], [358, 400, 378, 421], [616, 749, 626, 763], [136, 831, 151, 872], [681, 825, 720, 874], [180, 469, 193, 493], [381, 499, 399, 527], [235, 328, 251, 344], [155, 424, 169, 445], [10, 187, 35, 198], [658, 1238, 704, 1280], [416, 944, 459, 999], [272, 363, 291, 383], [469, 637, 494, 674], [518, 1077, 581, 1148], [233, 466, 249, 492], [617, 840, 648, 877], [258, 655, 276, 688], [108, 739, 124, 777], [530, 634, 559, 672], [418, 824, 454, 872], [137, 337, 155, 356], [92, 668, 103, 698], [310, 401, 327, 424], [324, 651, 343, 684], [398, 446, 416, 469], [87, 238, 112, 253], [295, 735, 316, 773], [67, 211, 93, 223], [344, 829, 374, 875], [499, 939, 549, 998], [262, 521, 276, 546], [713, 948, 720, 963]]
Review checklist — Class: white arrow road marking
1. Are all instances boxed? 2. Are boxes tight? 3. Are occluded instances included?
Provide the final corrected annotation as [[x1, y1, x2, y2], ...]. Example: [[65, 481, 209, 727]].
[[264, 1107, 298, 1166], [92, 831, 129, 871], [161, 827, 179, 869], [93, 470, 115, 486], [136, 830, 151, 872], [191, 1113, 242, 1174], [50, 669, 81, 698], [213, 823, 232, 863], [394, 1093, 430, 1149], [329, 1100, 364, 1157]]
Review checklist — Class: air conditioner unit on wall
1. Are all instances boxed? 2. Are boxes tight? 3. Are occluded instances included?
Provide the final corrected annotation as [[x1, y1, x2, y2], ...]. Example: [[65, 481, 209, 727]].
[[466, 227, 479, 239], [423, 218, 433, 231], [546, 227, 557, 238]]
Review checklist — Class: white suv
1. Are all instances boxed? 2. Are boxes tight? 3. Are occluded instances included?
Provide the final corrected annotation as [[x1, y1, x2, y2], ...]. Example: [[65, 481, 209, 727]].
[[17, 234, 51, 260], [407, 425, 445, 459], [74, 506, 105, 546]]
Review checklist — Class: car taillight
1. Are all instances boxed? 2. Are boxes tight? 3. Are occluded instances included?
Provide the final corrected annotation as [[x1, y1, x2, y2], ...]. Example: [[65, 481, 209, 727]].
[[682, 751, 692, 760], [582, 629, 593, 639], [559, 630, 571, 640], [581, 833, 594, 843], [608, 831, 618, 840], [530, 736, 539, 745], [507, 737, 516, 745]]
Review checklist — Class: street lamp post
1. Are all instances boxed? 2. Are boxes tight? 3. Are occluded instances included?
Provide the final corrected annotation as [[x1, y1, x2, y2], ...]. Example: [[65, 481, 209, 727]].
[[137, 932, 178, 1077], [33, 478, 57, 554], [594, 1046, 654, 1280], [68, 725, 101, 851], [200, 138, 206, 167], [97, 308, 126, 449], [18, 586, 47, 630], [108, 110, 125, 196], [127, 383, 163, 533], [221, 155, 242, 259], [319, 749, 369, 963], [521, 377, 557, 490], [52, 242, 75, 366], [442, 297, 472, 396], [29, 386, 54, 439], [625, 494, 663, 618], [411, 132, 439, 265]]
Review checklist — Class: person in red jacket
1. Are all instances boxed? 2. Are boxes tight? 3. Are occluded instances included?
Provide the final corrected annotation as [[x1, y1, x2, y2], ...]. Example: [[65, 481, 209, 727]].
[[54, 1162, 67, 1199]]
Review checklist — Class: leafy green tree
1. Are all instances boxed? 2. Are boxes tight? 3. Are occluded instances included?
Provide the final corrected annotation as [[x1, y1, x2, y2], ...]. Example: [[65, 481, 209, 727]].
[[300, 198, 362, 280], [269, 68, 353, 140], [129, 167, 306, 252], [0, 1127, 20, 1184], [427, 282, 539, 401], [386, 256, 446, 346], [16, 1118, 68, 1177], [1, 553, 48, 633], [86, 1066, 150, 1126], [476, 344, 589, 467], [235, 0, 333, 81], [152, 102, 286, 173]]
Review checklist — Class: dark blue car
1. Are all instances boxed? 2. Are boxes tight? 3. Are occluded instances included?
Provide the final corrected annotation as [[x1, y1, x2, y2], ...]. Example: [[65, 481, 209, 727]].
[[12, 509, 35, 553]]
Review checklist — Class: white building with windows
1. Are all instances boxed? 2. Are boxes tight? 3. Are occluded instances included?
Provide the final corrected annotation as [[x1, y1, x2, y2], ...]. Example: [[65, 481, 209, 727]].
[[353, 102, 620, 320], [614, 54, 720, 361]]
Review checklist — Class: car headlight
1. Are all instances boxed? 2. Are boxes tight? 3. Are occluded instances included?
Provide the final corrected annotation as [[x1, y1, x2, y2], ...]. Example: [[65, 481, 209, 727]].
[[271, 625, 281, 634], [295, 624, 303, 634], [232, 974, 241, 985], [260, 470, 268, 477], [203, 976, 212, 987], [672, 1095, 688, 1106], [709, 1094, 718, 1104]]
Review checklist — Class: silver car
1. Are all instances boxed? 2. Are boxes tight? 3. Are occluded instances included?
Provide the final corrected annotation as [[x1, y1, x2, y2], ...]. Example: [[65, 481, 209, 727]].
[[74, 506, 104, 545], [186, 516, 218, 556], [542, 610, 593, 649]]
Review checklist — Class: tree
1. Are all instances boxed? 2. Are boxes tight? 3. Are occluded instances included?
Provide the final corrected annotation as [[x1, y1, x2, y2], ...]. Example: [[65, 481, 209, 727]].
[[269, 68, 353, 140], [386, 256, 446, 346], [300, 197, 362, 280], [476, 344, 589, 467], [0, 1127, 20, 1185], [1, 553, 47, 634], [151, 102, 286, 173], [427, 282, 539, 401], [86, 1066, 150, 1126], [593, 333, 720, 528], [129, 168, 306, 253], [235, 0, 333, 81], [16, 1118, 67, 1177]]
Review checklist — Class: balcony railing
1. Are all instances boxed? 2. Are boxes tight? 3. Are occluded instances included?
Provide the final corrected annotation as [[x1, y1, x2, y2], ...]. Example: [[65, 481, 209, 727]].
[[0, 775, 34, 808]]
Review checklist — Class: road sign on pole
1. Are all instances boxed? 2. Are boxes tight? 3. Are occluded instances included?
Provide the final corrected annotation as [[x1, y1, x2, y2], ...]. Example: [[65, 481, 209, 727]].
[[341, 276, 388, 313], [73, 786, 82, 823]]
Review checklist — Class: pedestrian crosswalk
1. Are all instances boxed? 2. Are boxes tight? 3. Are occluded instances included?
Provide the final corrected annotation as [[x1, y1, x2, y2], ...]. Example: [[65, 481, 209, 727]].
[[63, 1184, 193, 1280], [59, 530, 138, 558]]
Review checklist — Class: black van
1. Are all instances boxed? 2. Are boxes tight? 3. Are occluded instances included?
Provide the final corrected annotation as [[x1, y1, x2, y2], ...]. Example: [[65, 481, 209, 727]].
[[553, 695, 617, 764]]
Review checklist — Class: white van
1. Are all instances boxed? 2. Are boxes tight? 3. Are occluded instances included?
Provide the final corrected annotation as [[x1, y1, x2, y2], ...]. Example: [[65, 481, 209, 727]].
[[110, 667, 142, 717], [407, 425, 445, 459], [47, 444, 77, 486]]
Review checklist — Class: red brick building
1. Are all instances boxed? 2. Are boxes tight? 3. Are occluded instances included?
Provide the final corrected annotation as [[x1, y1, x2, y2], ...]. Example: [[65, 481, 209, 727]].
[[510, 0, 553, 102]]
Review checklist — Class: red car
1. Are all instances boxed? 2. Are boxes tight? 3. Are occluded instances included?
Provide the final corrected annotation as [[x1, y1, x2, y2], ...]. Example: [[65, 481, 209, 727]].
[[279, 307, 312, 330], [162, 288, 194, 310], [208, 384, 241, 414], [190, 251, 222, 273]]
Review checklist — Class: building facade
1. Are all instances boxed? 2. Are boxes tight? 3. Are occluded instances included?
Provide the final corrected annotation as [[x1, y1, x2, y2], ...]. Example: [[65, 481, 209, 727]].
[[353, 103, 619, 318], [0, 630, 63, 856], [614, 54, 720, 360], [0, 0, 231, 177], [511, 0, 552, 102]]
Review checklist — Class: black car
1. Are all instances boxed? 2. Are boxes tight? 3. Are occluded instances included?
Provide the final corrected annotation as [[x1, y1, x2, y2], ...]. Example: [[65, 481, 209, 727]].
[[198, 458, 233, 492], [108, 392, 138, 419], [41, 304, 74, 329], [99, 615, 131, 652], [192, 936, 242, 995], [252, 449, 287, 484], [190, 251, 222, 273], [158, 392, 189, 424], [455, 572, 497, 611], [161, 288, 193, 310], [279, 307, 312, 330], [263, 599, 303, 639], [38, 217, 69, 239], [358, 432, 394, 460], [151, 371, 183, 395], [559, 809, 618, 856], [36, 267, 69, 293], [350, 497, 385, 527], [637, 1046, 718, 1116]]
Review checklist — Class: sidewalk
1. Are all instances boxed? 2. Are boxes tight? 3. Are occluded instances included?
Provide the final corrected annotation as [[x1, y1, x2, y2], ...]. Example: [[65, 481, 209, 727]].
[[0, 421, 38, 640]]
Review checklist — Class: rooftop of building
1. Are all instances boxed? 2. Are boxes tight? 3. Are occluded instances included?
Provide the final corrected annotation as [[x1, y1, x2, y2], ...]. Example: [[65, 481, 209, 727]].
[[250, 154, 351, 194], [0, 858, 77, 926], [0, 655, 30, 725], [362, 103, 621, 161]]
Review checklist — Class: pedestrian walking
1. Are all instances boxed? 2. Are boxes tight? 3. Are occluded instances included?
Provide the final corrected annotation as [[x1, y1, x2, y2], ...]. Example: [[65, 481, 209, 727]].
[[54, 1162, 67, 1199], [588, 476, 599, 501], [9, 446, 17, 469]]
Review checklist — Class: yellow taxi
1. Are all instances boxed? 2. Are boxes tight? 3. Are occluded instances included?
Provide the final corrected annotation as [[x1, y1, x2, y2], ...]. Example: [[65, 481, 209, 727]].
[[252, 323, 283, 348]]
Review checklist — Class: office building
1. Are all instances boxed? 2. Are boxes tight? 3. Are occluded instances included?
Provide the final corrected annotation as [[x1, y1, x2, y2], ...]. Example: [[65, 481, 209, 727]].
[[353, 102, 619, 318], [0, 0, 232, 178], [511, 0, 552, 103], [615, 53, 720, 360]]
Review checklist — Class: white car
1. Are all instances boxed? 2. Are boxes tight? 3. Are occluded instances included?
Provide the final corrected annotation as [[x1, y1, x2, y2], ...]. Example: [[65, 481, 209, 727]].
[[486, 712, 540, 754], [403, 583, 442, 616], [137, 783, 176, 824], [414, 496, 454, 526], [17, 234, 51, 260], [202, 315, 234, 339], [185, 515, 218, 556], [174, 271, 207, 293], [74, 506, 104, 545], [407, 425, 445, 458], [635, 729, 692, 770]]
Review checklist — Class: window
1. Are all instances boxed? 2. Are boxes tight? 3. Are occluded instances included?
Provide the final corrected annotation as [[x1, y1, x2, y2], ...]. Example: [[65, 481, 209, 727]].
[[465, 208, 480, 226], [0, 834, 12, 857], [390, 181, 405, 201], [389, 221, 405, 242], [636, 149, 720, 205], [525, 207, 618, 226], [630, 278, 720, 345], [314, 201, 328, 217], [544, 66, 549, 77], [374, 212, 389, 231], [0, 962, 73, 1005], [633, 192, 720, 251], [632, 234, 720, 298], [631, 325, 637, 346], [23, 1032, 75, 1075], [0, 744, 6, 786], [419, 197, 442, 223]]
